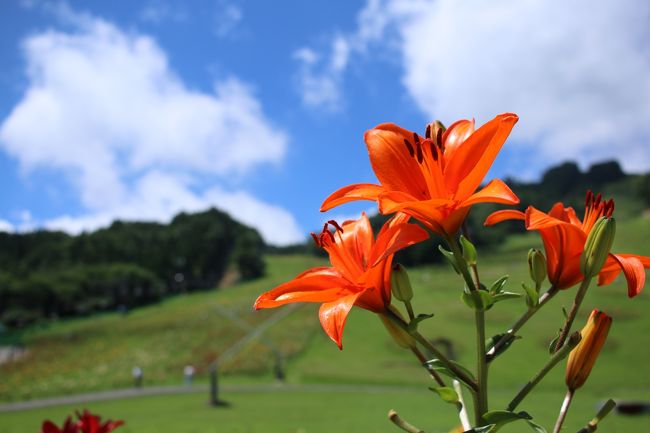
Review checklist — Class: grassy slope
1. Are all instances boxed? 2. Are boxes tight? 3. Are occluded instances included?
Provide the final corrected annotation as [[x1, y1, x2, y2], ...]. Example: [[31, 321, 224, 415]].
[[2, 215, 650, 432]]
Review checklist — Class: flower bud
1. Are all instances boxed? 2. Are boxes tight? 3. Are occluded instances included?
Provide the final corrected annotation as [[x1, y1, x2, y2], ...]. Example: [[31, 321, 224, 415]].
[[527, 248, 547, 287], [391, 264, 413, 303], [565, 309, 612, 391], [379, 310, 416, 349], [580, 217, 616, 279]]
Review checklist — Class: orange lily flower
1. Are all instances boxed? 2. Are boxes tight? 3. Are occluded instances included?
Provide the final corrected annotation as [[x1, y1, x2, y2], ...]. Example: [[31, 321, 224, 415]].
[[485, 191, 650, 296], [321, 113, 520, 236], [254, 213, 428, 348], [565, 309, 612, 391]]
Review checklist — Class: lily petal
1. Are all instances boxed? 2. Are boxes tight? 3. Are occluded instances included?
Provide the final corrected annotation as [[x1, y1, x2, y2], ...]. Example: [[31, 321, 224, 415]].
[[446, 113, 518, 200], [600, 254, 648, 297], [319, 292, 363, 349], [365, 125, 429, 198], [254, 269, 351, 309], [484, 209, 525, 226], [370, 218, 429, 266], [320, 183, 383, 212], [461, 178, 519, 208]]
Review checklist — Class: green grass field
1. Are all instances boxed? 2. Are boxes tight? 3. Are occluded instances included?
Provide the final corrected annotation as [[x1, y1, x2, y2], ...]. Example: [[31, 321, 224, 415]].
[[2, 215, 650, 432]]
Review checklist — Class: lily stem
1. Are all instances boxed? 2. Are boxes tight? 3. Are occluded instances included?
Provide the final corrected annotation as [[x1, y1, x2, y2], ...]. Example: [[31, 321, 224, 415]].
[[445, 235, 487, 424], [487, 286, 558, 361], [385, 308, 478, 392], [388, 409, 425, 433], [553, 277, 592, 353], [507, 331, 581, 411], [552, 389, 575, 433], [410, 346, 446, 387]]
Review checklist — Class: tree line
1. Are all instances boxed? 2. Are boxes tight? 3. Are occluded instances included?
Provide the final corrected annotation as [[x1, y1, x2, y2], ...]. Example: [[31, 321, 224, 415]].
[[0, 208, 265, 328]]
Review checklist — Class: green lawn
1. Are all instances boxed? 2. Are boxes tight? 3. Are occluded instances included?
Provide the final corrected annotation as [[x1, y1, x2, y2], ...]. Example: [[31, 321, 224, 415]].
[[1, 215, 650, 432]]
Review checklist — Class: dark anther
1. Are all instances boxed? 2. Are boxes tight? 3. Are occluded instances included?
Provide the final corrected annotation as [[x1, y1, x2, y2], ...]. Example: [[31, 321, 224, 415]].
[[403, 139, 415, 157], [436, 127, 444, 151], [327, 220, 344, 233], [585, 190, 593, 208], [311, 232, 320, 247], [429, 140, 438, 161], [416, 142, 424, 163], [413, 132, 420, 144], [425, 124, 431, 139]]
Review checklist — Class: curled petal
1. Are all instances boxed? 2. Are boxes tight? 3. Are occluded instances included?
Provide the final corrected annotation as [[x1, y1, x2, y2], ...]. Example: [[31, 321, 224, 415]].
[[461, 178, 519, 207], [319, 292, 363, 349], [484, 209, 525, 226], [320, 183, 383, 212], [370, 218, 429, 266], [254, 269, 351, 309], [610, 254, 647, 297]]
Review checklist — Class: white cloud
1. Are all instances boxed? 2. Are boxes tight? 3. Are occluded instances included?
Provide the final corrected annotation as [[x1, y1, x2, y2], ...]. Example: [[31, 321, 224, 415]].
[[0, 6, 303, 245], [140, 2, 188, 24], [0, 220, 14, 233], [44, 172, 304, 245], [303, 0, 650, 173], [390, 0, 650, 172]]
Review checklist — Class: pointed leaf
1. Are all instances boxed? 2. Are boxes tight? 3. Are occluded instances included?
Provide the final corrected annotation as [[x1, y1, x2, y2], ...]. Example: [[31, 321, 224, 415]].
[[485, 333, 517, 362], [429, 386, 461, 408], [526, 420, 547, 433], [460, 235, 478, 265], [489, 275, 509, 294], [492, 292, 522, 304], [439, 245, 461, 274], [461, 289, 493, 311], [522, 283, 538, 308], [426, 358, 476, 383], [407, 313, 435, 332], [482, 410, 533, 431]]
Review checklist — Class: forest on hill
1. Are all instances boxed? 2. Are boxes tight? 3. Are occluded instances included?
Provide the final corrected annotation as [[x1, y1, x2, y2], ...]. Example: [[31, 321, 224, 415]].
[[0, 208, 265, 328]]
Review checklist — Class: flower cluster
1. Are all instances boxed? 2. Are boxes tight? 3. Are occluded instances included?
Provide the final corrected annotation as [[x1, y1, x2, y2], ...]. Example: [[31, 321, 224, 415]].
[[255, 112, 650, 432]]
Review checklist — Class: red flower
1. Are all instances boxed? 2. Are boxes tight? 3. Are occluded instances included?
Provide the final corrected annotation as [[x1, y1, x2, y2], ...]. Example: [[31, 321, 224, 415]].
[[486, 191, 650, 296], [76, 410, 124, 433], [40, 411, 124, 433], [321, 114, 519, 236], [254, 213, 428, 348]]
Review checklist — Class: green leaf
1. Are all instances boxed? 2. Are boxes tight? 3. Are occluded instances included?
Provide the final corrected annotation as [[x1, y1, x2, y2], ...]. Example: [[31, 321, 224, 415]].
[[438, 245, 461, 274], [492, 292, 522, 304], [548, 330, 561, 354], [429, 386, 461, 409], [482, 410, 533, 432], [460, 235, 478, 265], [461, 289, 493, 311], [463, 426, 496, 433], [522, 283, 539, 308], [489, 275, 509, 294], [426, 358, 476, 383], [485, 333, 517, 362], [526, 420, 547, 433], [407, 313, 434, 332]]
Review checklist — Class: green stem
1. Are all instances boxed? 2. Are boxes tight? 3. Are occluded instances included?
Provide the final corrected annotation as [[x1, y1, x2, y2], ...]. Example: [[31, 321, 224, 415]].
[[553, 277, 592, 353], [404, 301, 416, 321], [576, 399, 616, 433], [487, 286, 558, 361], [507, 332, 581, 411], [410, 346, 446, 387], [388, 409, 425, 433], [445, 235, 487, 423], [385, 308, 478, 392], [553, 390, 575, 433]]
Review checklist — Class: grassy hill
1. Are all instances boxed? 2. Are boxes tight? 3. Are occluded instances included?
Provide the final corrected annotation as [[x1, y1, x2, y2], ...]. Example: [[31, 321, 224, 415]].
[[1, 212, 649, 432]]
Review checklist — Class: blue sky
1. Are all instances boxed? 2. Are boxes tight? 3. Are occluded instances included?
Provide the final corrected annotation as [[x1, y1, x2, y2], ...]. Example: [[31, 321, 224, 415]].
[[0, 0, 649, 245]]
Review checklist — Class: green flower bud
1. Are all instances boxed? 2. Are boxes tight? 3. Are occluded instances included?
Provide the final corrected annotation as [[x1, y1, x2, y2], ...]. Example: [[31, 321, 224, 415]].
[[391, 264, 413, 302], [580, 217, 616, 279], [380, 310, 416, 349], [527, 248, 547, 288]]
